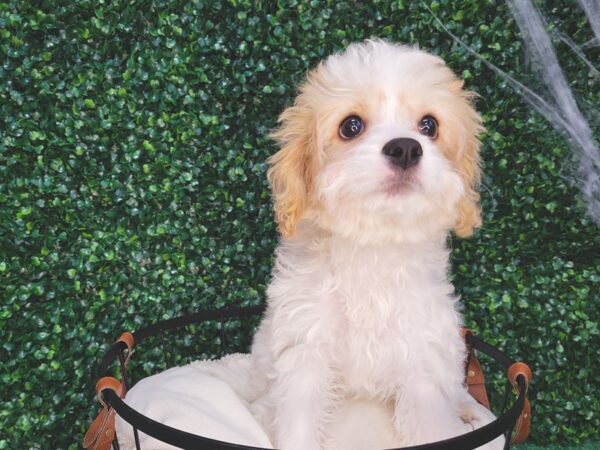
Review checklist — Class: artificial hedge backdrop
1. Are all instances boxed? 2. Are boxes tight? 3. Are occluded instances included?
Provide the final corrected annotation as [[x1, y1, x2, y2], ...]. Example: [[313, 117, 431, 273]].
[[1, 0, 599, 448]]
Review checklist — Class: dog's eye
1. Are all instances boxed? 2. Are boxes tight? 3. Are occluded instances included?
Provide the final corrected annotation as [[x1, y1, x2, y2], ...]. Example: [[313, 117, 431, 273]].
[[339, 116, 365, 139], [418, 115, 438, 139]]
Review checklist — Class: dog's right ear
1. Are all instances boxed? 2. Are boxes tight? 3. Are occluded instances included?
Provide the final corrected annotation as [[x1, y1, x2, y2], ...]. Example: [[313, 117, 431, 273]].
[[268, 103, 316, 238]]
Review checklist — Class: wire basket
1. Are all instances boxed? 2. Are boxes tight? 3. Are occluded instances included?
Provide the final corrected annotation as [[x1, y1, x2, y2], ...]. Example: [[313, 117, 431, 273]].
[[85, 305, 531, 450]]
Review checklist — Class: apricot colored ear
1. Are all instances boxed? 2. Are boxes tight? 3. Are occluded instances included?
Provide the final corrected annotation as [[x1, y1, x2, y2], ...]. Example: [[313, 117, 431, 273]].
[[267, 104, 316, 237], [455, 192, 482, 238], [454, 94, 484, 238]]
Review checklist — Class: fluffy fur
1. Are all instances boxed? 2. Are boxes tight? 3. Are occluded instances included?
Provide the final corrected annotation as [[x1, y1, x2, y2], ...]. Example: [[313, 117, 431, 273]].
[[250, 40, 503, 450]]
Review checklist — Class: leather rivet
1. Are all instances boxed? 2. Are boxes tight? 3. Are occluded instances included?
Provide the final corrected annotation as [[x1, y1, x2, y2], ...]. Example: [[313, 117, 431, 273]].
[[468, 370, 476, 377]]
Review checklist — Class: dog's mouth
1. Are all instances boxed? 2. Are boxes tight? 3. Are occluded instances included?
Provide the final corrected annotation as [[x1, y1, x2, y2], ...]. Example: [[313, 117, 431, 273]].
[[382, 168, 422, 195]]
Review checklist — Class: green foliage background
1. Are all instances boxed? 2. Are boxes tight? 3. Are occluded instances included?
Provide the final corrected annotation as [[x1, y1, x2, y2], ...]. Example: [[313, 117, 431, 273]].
[[1, 0, 598, 448]]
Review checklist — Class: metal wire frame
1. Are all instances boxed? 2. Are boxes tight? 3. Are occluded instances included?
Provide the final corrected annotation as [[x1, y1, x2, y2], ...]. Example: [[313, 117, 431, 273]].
[[96, 306, 528, 450]]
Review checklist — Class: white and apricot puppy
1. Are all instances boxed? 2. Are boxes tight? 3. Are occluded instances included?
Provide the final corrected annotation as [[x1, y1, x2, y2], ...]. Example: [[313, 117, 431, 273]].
[[251, 39, 502, 450]]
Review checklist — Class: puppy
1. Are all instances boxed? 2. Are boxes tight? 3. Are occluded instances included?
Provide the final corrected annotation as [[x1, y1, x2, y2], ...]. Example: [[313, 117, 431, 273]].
[[250, 40, 503, 450]]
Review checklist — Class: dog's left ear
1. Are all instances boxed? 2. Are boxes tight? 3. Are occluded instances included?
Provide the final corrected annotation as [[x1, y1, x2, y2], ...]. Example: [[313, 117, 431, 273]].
[[267, 102, 317, 238], [454, 138, 482, 237], [450, 91, 484, 238]]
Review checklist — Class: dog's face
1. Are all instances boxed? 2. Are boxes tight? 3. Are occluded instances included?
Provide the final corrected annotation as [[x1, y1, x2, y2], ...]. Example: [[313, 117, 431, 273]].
[[269, 40, 483, 243]]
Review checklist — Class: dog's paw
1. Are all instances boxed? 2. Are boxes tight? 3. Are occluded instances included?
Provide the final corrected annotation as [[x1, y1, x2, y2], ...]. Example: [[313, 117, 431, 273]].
[[460, 400, 506, 450]]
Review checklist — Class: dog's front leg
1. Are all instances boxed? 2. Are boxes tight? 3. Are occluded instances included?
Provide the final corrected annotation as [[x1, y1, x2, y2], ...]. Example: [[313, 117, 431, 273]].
[[271, 345, 333, 450], [460, 394, 506, 450], [394, 381, 473, 445]]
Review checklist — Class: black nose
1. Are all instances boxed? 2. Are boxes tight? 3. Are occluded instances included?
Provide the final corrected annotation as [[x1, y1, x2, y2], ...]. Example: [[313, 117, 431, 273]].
[[382, 138, 423, 169]]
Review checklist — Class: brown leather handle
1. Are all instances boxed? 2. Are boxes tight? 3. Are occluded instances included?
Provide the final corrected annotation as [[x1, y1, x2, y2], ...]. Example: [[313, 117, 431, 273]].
[[115, 332, 135, 368], [508, 362, 532, 444], [465, 347, 491, 410], [83, 405, 116, 450], [96, 376, 125, 402], [461, 328, 491, 410], [83, 377, 124, 450], [508, 362, 532, 388], [461, 330, 532, 445]]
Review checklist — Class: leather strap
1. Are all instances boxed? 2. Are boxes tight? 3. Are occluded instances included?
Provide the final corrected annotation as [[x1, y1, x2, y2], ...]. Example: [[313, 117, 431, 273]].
[[462, 330, 532, 444], [83, 405, 116, 450], [84, 334, 133, 450], [96, 376, 125, 401], [116, 332, 134, 368], [83, 377, 124, 450], [508, 362, 532, 444], [465, 346, 491, 409], [461, 328, 491, 409]]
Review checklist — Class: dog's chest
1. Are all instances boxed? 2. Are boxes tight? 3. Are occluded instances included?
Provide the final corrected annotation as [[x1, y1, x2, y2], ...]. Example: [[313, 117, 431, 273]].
[[267, 235, 464, 393], [332, 302, 463, 399], [329, 286, 443, 394], [320, 244, 462, 393]]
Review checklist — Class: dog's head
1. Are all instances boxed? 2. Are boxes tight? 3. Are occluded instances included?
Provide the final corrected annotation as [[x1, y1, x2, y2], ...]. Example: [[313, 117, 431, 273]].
[[268, 40, 483, 243]]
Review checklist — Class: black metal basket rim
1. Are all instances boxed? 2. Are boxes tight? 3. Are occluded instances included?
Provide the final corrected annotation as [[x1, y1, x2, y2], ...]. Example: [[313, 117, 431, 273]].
[[98, 305, 528, 450]]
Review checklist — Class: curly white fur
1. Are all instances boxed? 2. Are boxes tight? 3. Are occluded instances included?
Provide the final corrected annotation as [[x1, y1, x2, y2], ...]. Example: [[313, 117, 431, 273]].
[[250, 40, 504, 450]]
